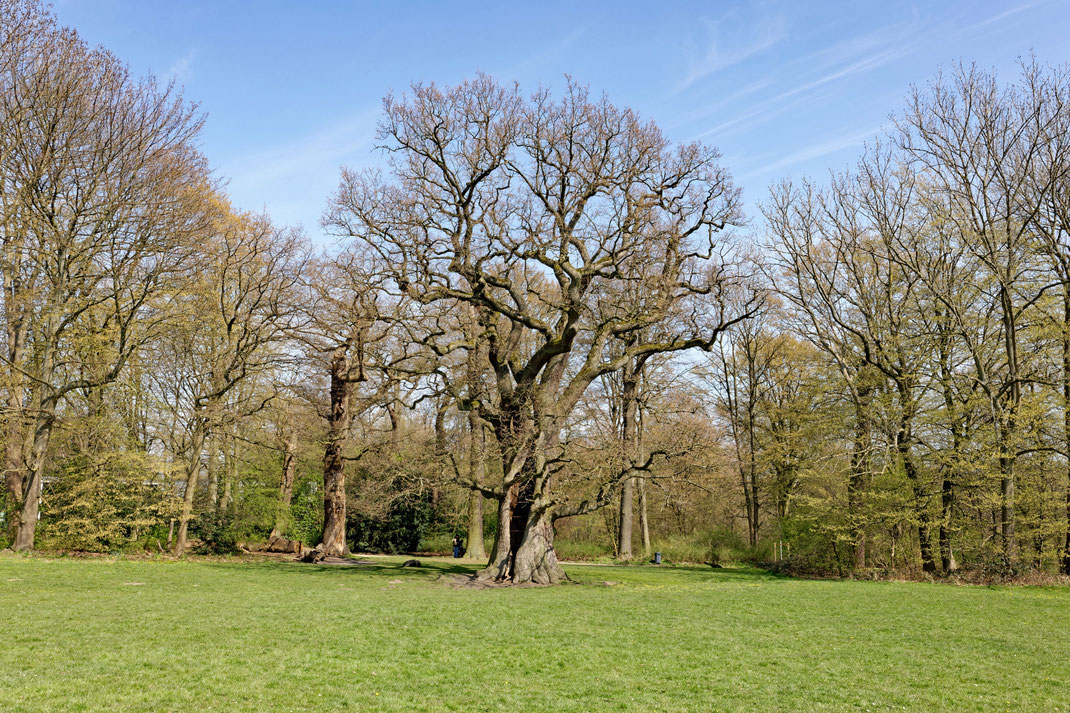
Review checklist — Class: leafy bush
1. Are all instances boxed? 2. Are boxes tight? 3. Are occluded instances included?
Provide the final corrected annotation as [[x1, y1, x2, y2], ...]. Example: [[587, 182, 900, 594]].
[[189, 511, 242, 555], [40, 451, 179, 552], [287, 475, 323, 545]]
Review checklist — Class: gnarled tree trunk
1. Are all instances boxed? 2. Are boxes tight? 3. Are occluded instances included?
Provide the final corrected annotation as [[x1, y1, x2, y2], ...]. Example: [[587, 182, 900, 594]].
[[514, 506, 566, 585]]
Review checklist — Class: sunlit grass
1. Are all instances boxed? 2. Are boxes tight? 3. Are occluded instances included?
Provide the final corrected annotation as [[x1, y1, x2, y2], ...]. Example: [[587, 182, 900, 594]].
[[1, 553, 1067, 712]]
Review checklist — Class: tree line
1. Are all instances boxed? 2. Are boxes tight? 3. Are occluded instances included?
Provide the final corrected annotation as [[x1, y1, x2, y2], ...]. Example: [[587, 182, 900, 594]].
[[2, 2, 1068, 581]]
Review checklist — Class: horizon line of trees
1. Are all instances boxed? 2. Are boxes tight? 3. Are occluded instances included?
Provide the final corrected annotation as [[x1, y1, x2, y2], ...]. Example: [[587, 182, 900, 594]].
[[3, 2, 1069, 581]]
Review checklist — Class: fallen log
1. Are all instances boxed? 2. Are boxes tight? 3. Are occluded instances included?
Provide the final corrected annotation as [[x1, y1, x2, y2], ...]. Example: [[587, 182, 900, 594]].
[[263, 534, 303, 555], [297, 544, 327, 563]]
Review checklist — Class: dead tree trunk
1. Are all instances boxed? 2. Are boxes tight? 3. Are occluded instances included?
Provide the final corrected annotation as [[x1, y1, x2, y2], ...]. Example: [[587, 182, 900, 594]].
[[319, 344, 355, 557]]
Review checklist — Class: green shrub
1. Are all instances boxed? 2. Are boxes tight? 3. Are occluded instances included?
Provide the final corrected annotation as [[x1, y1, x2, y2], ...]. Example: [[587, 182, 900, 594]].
[[287, 475, 323, 545], [347, 492, 437, 554], [40, 451, 179, 552], [190, 511, 242, 555]]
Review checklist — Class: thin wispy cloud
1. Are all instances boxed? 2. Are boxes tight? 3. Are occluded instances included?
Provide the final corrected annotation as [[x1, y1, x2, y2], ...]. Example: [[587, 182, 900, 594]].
[[687, 18, 923, 143], [676, 9, 788, 92], [500, 29, 586, 80], [665, 76, 776, 129], [958, 0, 1052, 35], [739, 125, 882, 180], [223, 106, 380, 232], [166, 49, 196, 84], [228, 107, 379, 190]]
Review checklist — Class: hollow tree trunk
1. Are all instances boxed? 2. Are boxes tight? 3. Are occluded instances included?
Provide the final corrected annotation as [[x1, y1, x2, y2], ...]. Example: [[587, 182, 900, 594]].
[[481, 483, 515, 581], [319, 345, 354, 556], [513, 505, 566, 584]]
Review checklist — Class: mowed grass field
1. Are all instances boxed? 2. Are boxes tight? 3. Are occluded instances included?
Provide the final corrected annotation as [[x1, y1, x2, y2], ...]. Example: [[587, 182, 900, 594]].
[[0, 555, 1068, 712]]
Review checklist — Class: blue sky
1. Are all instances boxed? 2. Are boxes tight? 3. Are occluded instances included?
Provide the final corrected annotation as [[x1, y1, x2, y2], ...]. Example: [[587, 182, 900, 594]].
[[54, 0, 1070, 241]]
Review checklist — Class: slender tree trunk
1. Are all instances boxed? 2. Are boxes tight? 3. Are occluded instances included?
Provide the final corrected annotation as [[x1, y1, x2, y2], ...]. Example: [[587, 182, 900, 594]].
[[13, 330, 59, 551], [848, 389, 872, 569], [13, 412, 54, 551], [3, 393, 26, 543], [1062, 288, 1070, 575], [220, 425, 237, 512], [638, 475, 651, 556], [174, 419, 207, 556], [902, 449, 936, 572], [618, 477, 635, 559], [320, 345, 354, 556], [939, 474, 957, 572], [617, 358, 640, 558], [999, 285, 1019, 568], [270, 433, 297, 540], [1063, 477, 1070, 575], [206, 432, 220, 512], [464, 412, 486, 560], [432, 403, 446, 510], [2, 255, 30, 544], [937, 314, 959, 573], [999, 425, 1017, 567], [744, 391, 760, 548]]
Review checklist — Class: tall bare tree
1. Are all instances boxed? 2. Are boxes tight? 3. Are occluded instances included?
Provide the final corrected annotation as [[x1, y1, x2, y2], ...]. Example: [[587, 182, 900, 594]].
[[0, 5, 210, 549], [326, 77, 754, 583], [168, 209, 304, 555]]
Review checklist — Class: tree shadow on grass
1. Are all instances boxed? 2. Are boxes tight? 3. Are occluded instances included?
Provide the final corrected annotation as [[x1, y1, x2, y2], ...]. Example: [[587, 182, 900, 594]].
[[564, 562, 789, 585], [202, 556, 481, 582], [197, 556, 790, 589]]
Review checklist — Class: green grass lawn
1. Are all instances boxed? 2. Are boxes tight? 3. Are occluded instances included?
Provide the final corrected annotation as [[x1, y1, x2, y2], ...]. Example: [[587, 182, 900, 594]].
[[1, 554, 1067, 712]]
